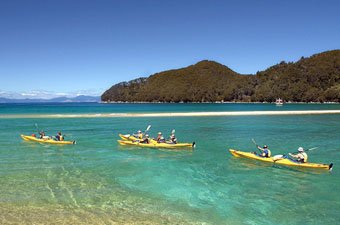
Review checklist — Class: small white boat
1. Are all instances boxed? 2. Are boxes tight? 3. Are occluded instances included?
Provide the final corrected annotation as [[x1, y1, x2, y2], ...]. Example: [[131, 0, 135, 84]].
[[275, 98, 283, 106]]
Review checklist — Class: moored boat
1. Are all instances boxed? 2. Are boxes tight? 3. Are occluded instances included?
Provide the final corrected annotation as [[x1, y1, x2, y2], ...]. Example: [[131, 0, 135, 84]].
[[275, 98, 283, 106]]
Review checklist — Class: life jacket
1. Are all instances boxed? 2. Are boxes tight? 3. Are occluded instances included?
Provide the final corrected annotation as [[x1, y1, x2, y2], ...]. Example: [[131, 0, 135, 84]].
[[59, 135, 64, 141], [266, 149, 272, 157], [262, 149, 271, 157], [159, 136, 165, 143], [299, 152, 308, 163], [138, 133, 143, 139]]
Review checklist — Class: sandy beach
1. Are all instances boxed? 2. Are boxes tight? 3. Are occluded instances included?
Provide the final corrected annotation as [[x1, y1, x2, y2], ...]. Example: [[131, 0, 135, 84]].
[[1, 110, 340, 119]]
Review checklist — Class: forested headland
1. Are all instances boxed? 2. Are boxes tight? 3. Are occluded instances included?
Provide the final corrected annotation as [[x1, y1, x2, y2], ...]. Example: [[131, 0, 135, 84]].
[[102, 50, 340, 103]]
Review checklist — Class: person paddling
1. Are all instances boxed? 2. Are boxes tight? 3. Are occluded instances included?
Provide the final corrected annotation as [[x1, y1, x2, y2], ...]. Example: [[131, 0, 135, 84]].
[[256, 145, 271, 158], [55, 132, 64, 141], [168, 133, 177, 144], [289, 147, 308, 163], [140, 134, 150, 144], [133, 130, 143, 139], [39, 131, 50, 139], [158, 135, 166, 143], [155, 132, 162, 142]]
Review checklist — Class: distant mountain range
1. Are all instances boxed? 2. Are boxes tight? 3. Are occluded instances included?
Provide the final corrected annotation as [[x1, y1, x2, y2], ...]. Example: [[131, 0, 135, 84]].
[[102, 50, 340, 103], [0, 95, 100, 103]]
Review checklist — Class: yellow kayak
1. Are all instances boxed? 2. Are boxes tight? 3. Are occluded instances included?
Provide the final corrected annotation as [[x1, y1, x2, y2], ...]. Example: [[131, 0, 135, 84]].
[[119, 134, 141, 141], [229, 149, 333, 171], [118, 140, 195, 149], [229, 149, 275, 163], [21, 134, 76, 145]]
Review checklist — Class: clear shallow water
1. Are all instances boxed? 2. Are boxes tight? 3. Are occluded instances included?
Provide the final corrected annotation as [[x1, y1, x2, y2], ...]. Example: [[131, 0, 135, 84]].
[[1, 103, 340, 224], [1, 102, 340, 115]]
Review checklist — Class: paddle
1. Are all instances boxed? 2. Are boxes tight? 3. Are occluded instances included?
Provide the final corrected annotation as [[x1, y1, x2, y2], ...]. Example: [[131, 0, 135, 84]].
[[144, 125, 151, 135], [35, 123, 48, 138], [251, 138, 262, 154], [290, 147, 318, 154], [251, 138, 258, 147], [34, 123, 40, 134]]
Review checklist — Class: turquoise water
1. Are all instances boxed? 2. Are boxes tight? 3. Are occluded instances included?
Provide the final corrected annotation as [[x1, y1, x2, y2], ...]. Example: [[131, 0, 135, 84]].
[[1, 102, 340, 115], [1, 103, 340, 224]]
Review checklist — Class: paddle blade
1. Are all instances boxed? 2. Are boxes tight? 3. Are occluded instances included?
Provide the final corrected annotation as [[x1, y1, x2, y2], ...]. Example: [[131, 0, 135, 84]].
[[172, 129, 175, 134], [146, 125, 151, 131]]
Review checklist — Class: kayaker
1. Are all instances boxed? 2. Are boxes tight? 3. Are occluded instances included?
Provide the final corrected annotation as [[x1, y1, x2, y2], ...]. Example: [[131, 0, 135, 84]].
[[168, 134, 177, 144], [155, 132, 162, 142], [158, 135, 166, 143], [39, 131, 50, 139], [257, 145, 271, 158], [55, 132, 64, 141], [133, 130, 143, 139], [39, 131, 45, 139], [140, 134, 150, 144], [289, 147, 308, 163]]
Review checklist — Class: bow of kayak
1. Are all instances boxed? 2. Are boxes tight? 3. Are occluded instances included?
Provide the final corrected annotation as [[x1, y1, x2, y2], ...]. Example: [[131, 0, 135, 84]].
[[229, 149, 275, 163], [21, 134, 76, 145], [119, 134, 141, 141]]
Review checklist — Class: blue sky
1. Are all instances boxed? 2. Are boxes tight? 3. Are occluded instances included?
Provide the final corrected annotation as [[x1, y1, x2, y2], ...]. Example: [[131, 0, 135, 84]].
[[0, 0, 339, 97]]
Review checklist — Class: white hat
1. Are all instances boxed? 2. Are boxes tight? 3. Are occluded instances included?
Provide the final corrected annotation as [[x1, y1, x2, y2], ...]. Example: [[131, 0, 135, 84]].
[[298, 147, 304, 152]]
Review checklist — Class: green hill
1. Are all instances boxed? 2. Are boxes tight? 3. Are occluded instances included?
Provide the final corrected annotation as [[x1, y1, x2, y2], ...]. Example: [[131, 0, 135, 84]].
[[102, 50, 340, 103]]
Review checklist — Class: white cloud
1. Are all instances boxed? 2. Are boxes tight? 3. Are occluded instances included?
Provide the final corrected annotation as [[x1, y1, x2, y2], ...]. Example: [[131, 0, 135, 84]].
[[0, 89, 101, 99], [21, 93, 38, 96], [56, 93, 68, 96]]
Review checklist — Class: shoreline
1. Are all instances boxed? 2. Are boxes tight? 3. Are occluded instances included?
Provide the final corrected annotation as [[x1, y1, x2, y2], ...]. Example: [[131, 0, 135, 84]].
[[101, 101, 339, 104], [1, 110, 340, 119], [1, 101, 339, 104]]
